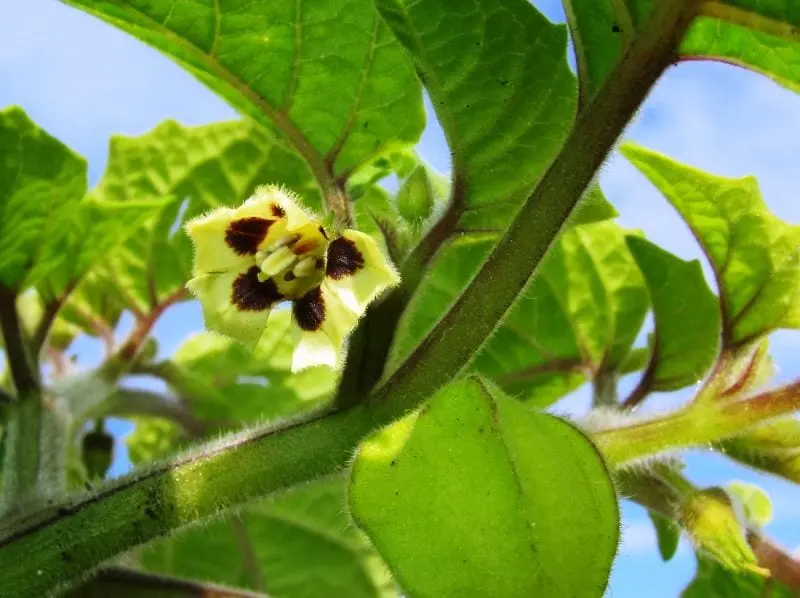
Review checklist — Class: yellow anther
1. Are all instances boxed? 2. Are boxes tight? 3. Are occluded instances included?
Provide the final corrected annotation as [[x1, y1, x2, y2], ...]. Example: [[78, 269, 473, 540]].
[[260, 246, 296, 277], [293, 256, 318, 279]]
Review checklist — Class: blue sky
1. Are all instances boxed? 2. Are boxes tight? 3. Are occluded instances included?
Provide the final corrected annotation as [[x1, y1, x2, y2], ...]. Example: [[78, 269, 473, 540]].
[[1, 0, 799, 596]]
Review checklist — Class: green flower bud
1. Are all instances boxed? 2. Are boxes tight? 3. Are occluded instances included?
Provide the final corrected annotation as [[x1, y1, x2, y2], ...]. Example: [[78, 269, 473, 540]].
[[396, 165, 435, 223]]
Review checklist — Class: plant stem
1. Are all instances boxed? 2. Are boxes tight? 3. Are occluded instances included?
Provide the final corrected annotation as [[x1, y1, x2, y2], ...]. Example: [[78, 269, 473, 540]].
[[1, 397, 42, 511], [747, 532, 800, 592], [595, 380, 800, 466], [0, 285, 44, 512], [593, 369, 619, 407], [0, 286, 39, 397], [0, 405, 374, 598]]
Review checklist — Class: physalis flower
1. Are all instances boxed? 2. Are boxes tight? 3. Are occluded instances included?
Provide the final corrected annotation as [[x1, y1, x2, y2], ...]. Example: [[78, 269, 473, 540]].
[[184, 186, 399, 372]]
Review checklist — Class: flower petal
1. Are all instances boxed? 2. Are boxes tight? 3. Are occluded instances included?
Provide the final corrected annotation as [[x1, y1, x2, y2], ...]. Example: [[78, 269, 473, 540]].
[[324, 230, 400, 316], [185, 186, 316, 276], [184, 207, 262, 275], [251, 185, 314, 232], [187, 265, 284, 349], [291, 284, 359, 372]]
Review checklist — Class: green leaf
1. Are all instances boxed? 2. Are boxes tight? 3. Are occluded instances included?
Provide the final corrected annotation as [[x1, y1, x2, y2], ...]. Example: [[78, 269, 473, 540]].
[[89, 118, 320, 314], [680, 3, 800, 94], [683, 554, 794, 598], [621, 143, 800, 348], [64, 0, 424, 180], [563, 0, 634, 103], [473, 221, 648, 404], [139, 478, 396, 598], [53, 271, 126, 348], [374, 0, 583, 369], [126, 417, 186, 466], [167, 310, 335, 424], [349, 377, 619, 597], [347, 149, 421, 200], [626, 236, 721, 392], [28, 195, 168, 302], [0, 106, 87, 289], [726, 481, 773, 528], [717, 418, 800, 485], [648, 509, 681, 562], [377, 0, 575, 226]]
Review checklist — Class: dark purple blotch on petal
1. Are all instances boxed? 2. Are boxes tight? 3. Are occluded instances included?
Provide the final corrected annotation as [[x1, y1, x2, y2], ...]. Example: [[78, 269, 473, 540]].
[[232, 266, 283, 311], [271, 204, 286, 218], [326, 237, 364, 280], [225, 217, 273, 255], [293, 286, 326, 331]]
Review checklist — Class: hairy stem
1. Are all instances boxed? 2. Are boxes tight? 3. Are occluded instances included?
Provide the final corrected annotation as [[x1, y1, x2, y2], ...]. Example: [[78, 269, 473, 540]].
[[0, 405, 373, 598], [0, 285, 43, 512], [1, 398, 43, 512], [593, 369, 619, 407], [747, 532, 800, 592], [596, 380, 800, 466], [0, 286, 39, 397]]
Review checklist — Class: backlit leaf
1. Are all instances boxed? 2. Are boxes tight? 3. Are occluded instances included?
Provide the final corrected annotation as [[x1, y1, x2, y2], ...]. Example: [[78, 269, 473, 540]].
[[474, 220, 648, 404], [717, 418, 800, 485], [622, 143, 800, 348], [0, 106, 86, 289], [626, 236, 721, 392], [681, 3, 800, 94], [63, 0, 424, 177]]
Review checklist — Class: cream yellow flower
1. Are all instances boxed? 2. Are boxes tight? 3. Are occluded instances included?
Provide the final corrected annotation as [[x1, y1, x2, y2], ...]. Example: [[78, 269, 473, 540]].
[[184, 186, 399, 372]]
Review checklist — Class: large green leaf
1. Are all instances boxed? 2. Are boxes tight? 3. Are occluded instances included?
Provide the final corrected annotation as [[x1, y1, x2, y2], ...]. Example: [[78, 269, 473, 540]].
[[473, 220, 648, 404], [626, 237, 720, 392], [0, 105, 165, 315], [680, 2, 800, 94], [0, 106, 86, 289], [64, 0, 424, 178], [622, 144, 800, 349], [349, 377, 619, 597], [683, 555, 793, 598], [138, 478, 396, 598]]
